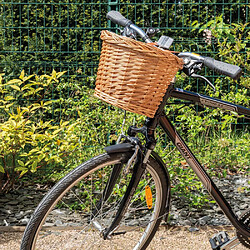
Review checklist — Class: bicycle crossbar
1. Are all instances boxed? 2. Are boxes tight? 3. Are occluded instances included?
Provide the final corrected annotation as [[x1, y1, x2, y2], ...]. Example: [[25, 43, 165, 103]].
[[171, 88, 250, 116]]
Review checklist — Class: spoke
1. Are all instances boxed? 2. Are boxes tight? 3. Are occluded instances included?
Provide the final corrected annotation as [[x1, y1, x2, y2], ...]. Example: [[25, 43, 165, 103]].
[[36, 162, 163, 250], [118, 211, 168, 235]]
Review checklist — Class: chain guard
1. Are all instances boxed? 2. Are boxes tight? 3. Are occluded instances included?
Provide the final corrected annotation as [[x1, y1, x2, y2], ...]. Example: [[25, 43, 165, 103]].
[[236, 208, 250, 248]]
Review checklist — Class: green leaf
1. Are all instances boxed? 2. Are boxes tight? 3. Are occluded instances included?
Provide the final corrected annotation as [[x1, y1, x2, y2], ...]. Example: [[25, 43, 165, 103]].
[[0, 73, 4, 84], [20, 169, 28, 177], [7, 79, 22, 86], [31, 160, 38, 172], [44, 100, 54, 106], [15, 166, 27, 172], [56, 71, 67, 79], [0, 165, 5, 173], [9, 119, 16, 127], [19, 70, 25, 80], [17, 160, 25, 166], [52, 69, 57, 79], [10, 85, 21, 91], [4, 96, 15, 101], [37, 153, 45, 162], [52, 128, 63, 135], [30, 106, 41, 112], [15, 167, 28, 177], [23, 74, 34, 82]]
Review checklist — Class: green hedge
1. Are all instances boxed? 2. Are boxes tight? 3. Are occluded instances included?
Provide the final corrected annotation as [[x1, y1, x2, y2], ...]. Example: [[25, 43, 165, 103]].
[[0, 1, 249, 81]]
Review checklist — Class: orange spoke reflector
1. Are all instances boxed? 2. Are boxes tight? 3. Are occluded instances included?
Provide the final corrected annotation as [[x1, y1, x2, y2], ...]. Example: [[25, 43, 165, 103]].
[[145, 185, 153, 209]]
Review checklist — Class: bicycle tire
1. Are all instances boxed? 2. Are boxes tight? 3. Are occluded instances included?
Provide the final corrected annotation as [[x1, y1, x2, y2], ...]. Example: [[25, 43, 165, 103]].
[[237, 208, 250, 248], [21, 152, 169, 250]]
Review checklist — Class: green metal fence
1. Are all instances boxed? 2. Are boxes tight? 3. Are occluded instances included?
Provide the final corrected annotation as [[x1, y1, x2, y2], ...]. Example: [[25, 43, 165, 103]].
[[0, 1, 249, 79], [0, 1, 249, 122]]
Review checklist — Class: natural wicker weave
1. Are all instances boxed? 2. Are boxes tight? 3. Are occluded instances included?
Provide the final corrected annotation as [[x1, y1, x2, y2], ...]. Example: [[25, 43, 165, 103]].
[[94, 30, 183, 118]]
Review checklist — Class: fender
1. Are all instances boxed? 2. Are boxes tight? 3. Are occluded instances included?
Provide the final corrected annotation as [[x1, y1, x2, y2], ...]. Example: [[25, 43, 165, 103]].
[[104, 143, 135, 154], [151, 151, 171, 223]]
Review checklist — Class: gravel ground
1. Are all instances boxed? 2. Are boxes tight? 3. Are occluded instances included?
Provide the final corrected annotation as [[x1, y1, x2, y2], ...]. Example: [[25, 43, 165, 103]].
[[0, 226, 248, 250], [1, 174, 249, 228]]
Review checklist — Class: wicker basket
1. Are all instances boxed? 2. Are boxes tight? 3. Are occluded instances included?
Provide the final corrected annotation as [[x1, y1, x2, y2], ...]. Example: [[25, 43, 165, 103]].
[[94, 30, 183, 118]]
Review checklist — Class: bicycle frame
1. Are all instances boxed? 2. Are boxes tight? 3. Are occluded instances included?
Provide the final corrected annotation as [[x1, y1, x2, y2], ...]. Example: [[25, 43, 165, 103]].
[[102, 84, 250, 240], [171, 87, 250, 116], [159, 87, 250, 237], [159, 114, 250, 238]]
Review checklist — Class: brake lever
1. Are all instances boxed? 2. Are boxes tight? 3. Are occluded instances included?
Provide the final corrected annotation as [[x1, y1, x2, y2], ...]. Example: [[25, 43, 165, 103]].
[[191, 73, 216, 92]]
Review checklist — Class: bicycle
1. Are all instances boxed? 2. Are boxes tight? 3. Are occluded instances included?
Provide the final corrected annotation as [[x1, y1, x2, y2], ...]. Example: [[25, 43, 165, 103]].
[[21, 11, 249, 250]]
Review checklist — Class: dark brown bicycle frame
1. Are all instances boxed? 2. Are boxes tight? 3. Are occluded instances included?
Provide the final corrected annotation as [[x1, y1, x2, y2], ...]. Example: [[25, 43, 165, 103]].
[[156, 86, 250, 238], [102, 84, 250, 239]]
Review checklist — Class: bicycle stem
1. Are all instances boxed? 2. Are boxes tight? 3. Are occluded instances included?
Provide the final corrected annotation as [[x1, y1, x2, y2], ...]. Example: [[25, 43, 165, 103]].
[[129, 24, 152, 43]]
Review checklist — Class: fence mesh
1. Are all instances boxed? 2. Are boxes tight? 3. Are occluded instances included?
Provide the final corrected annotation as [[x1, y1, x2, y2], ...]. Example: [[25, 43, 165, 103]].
[[0, 1, 249, 121], [0, 1, 249, 76]]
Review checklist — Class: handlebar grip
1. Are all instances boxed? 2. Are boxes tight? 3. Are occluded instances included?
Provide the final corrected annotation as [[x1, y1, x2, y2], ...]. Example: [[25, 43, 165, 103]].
[[203, 57, 242, 80], [106, 11, 133, 27]]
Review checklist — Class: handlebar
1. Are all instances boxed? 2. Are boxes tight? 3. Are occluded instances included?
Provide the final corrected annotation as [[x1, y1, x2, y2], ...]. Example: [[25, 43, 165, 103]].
[[106, 11, 132, 27], [106, 11, 152, 43], [106, 11, 242, 81], [203, 57, 242, 80], [178, 52, 242, 80]]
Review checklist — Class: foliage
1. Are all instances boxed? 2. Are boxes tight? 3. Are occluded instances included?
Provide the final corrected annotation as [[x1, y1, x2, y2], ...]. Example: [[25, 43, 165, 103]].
[[192, 15, 250, 89], [0, 2, 249, 208], [0, 68, 249, 210], [156, 104, 249, 208], [0, 1, 249, 83], [0, 0, 109, 84], [156, 17, 249, 206], [0, 71, 80, 193], [0, 69, 145, 192], [152, 18, 250, 206]]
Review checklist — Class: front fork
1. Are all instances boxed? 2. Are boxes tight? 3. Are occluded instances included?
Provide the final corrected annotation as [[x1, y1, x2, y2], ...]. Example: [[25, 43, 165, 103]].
[[102, 147, 150, 239], [92, 125, 155, 239]]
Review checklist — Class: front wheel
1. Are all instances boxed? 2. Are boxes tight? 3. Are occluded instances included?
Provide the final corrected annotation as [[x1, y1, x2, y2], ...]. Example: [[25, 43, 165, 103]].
[[21, 152, 170, 250]]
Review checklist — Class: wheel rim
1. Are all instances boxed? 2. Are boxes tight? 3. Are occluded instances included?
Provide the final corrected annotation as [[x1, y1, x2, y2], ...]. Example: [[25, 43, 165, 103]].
[[30, 158, 163, 250]]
